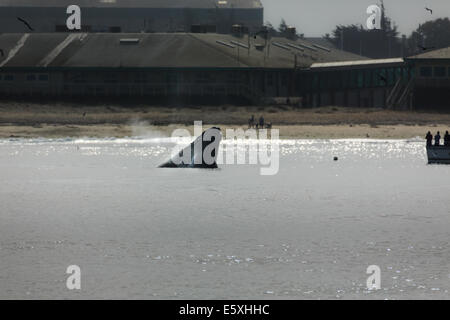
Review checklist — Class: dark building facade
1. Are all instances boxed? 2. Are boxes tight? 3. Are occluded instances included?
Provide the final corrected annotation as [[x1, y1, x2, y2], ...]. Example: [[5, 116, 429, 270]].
[[406, 47, 450, 110], [0, 0, 264, 34], [0, 33, 362, 104], [302, 59, 414, 109], [301, 47, 450, 109]]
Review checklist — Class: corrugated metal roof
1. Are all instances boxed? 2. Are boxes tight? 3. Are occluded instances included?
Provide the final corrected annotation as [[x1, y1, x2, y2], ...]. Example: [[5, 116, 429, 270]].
[[408, 47, 450, 60], [0, 33, 363, 69], [0, 0, 263, 9], [304, 37, 337, 50], [310, 58, 404, 69]]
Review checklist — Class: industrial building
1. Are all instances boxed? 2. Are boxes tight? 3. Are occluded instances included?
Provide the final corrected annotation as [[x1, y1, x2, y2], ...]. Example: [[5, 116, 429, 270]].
[[406, 47, 450, 109], [0, 32, 362, 104], [0, 29, 448, 108], [304, 47, 450, 109], [0, 0, 264, 34], [305, 58, 414, 109]]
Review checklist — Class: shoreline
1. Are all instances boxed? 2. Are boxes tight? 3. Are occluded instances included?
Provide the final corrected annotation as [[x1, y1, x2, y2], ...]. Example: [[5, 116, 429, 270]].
[[1, 102, 450, 139], [0, 124, 446, 140]]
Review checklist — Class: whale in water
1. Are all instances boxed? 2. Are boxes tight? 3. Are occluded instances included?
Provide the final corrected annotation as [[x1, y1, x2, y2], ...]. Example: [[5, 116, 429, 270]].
[[159, 127, 222, 168]]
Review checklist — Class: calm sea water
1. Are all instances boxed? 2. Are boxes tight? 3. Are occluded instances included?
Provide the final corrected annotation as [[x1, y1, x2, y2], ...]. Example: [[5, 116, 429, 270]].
[[0, 137, 449, 299]]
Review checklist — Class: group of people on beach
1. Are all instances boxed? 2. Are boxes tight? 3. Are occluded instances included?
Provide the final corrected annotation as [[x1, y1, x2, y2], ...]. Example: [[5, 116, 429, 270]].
[[426, 131, 450, 147], [248, 115, 272, 129]]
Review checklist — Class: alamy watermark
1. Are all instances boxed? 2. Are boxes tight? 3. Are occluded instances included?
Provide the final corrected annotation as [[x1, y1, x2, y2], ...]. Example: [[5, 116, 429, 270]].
[[66, 5, 81, 30], [66, 265, 81, 290], [366, 5, 382, 30], [366, 265, 381, 290], [170, 121, 280, 176], [67, 4, 383, 32]]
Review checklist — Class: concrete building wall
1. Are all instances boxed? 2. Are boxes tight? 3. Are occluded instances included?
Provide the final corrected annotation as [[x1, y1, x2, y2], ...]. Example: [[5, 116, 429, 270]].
[[0, 7, 263, 33]]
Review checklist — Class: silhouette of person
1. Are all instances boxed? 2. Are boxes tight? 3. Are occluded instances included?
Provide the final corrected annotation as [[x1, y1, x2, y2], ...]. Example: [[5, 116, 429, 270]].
[[445, 131, 450, 147], [435, 131, 441, 146], [259, 115, 265, 129], [426, 131, 433, 147], [248, 115, 255, 128]]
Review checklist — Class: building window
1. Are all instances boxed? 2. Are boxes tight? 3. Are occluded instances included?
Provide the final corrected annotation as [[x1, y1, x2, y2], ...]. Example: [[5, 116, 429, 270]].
[[312, 74, 318, 90], [349, 70, 357, 88], [319, 73, 327, 90], [104, 73, 118, 83], [373, 69, 380, 87], [167, 73, 178, 83], [4, 74, 14, 81], [402, 67, 410, 80], [195, 73, 212, 84], [378, 69, 387, 87], [227, 72, 240, 83], [109, 26, 121, 33], [147, 72, 162, 83], [267, 74, 274, 86], [330, 72, 337, 89], [387, 68, 395, 85], [395, 67, 402, 81], [342, 71, 349, 89], [71, 73, 87, 83], [434, 66, 446, 78], [357, 70, 364, 88], [281, 74, 288, 87], [27, 74, 36, 81], [419, 66, 432, 77], [134, 73, 147, 83], [364, 70, 372, 88], [39, 74, 49, 81]]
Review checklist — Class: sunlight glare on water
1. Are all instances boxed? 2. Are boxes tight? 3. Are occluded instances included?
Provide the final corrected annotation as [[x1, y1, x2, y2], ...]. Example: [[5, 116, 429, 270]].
[[0, 137, 449, 299]]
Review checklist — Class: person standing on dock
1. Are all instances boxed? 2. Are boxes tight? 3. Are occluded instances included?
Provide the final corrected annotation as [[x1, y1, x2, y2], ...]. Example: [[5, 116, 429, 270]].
[[435, 131, 441, 146], [445, 131, 450, 146], [426, 131, 433, 147]]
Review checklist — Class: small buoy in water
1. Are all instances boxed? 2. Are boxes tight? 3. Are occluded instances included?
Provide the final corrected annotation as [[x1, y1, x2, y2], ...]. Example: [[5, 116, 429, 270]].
[[333, 157, 338, 161]]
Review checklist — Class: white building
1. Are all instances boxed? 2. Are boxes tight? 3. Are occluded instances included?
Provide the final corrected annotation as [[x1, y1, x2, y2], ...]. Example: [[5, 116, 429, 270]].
[[0, 0, 264, 33]]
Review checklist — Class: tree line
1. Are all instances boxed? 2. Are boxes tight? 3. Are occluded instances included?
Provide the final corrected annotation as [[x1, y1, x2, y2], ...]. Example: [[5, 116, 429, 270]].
[[265, 1, 450, 58]]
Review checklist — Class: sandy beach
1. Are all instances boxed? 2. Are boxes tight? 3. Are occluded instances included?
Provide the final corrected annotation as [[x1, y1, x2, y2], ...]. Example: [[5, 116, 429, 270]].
[[1, 101, 450, 139]]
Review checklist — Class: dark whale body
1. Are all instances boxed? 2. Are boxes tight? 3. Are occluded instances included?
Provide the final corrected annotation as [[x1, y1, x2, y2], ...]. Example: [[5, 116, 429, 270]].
[[159, 127, 222, 169]]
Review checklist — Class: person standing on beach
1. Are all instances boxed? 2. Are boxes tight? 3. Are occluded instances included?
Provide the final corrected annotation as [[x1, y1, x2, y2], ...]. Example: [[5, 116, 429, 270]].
[[248, 115, 255, 128], [444, 131, 450, 146], [435, 131, 441, 146], [259, 115, 265, 129], [426, 131, 433, 147]]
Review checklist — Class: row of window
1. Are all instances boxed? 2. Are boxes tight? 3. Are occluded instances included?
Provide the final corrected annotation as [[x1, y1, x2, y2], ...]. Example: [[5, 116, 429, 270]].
[[0, 74, 14, 81], [66, 72, 246, 84], [0, 74, 49, 81], [419, 66, 450, 78], [301, 67, 412, 91], [266, 74, 288, 86]]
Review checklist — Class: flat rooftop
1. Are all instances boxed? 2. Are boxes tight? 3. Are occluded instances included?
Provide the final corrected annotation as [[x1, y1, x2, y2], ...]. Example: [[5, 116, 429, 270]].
[[408, 47, 450, 60], [311, 58, 405, 69]]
